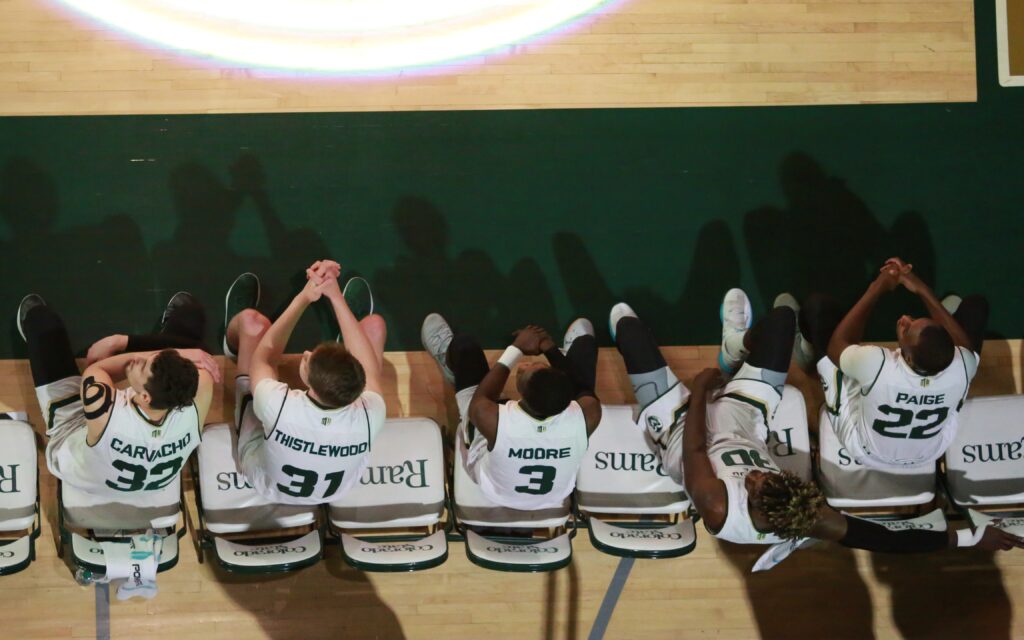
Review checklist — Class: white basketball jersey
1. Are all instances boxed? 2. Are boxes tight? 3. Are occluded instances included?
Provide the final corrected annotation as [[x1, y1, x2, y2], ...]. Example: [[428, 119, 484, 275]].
[[477, 400, 588, 510], [850, 348, 972, 467], [705, 402, 785, 545], [250, 380, 386, 505], [56, 387, 200, 495]]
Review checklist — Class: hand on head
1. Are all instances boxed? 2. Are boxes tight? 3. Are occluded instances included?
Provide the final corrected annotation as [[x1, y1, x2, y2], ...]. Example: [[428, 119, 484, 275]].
[[179, 348, 222, 383], [693, 367, 724, 391], [512, 325, 547, 356]]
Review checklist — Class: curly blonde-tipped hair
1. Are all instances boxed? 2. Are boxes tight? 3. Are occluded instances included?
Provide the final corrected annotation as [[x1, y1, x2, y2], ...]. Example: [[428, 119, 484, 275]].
[[754, 471, 825, 540]]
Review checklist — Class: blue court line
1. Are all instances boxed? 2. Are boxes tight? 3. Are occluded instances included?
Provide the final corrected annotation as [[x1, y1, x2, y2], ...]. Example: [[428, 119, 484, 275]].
[[587, 556, 635, 640], [95, 582, 110, 640]]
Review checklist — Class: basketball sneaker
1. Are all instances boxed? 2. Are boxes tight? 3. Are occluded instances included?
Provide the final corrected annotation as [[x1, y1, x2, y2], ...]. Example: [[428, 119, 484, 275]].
[[773, 292, 815, 370], [719, 288, 752, 375], [222, 272, 260, 361], [15, 294, 46, 343], [941, 294, 962, 315], [608, 302, 638, 342], [562, 318, 595, 353], [341, 276, 374, 321], [161, 291, 198, 330], [421, 313, 455, 385]]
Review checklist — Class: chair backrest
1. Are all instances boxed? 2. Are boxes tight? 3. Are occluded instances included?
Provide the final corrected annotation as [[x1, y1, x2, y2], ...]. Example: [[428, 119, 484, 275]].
[[576, 405, 688, 515], [817, 406, 935, 509], [329, 417, 446, 528], [453, 428, 569, 528], [197, 423, 318, 534], [0, 417, 37, 532], [945, 396, 1024, 507], [768, 386, 813, 482]]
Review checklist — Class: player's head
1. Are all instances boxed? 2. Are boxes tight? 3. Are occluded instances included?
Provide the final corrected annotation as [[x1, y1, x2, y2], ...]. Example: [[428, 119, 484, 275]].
[[516, 363, 574, 420], [127, 349, 199, 410], [300, 342, 366, 409], [746, 470, 825, 541], [897, 316, 954, 376]]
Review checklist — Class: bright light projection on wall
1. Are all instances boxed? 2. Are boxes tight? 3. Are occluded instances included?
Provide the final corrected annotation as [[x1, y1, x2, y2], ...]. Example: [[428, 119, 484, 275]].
[[55, 0, 609, 72]]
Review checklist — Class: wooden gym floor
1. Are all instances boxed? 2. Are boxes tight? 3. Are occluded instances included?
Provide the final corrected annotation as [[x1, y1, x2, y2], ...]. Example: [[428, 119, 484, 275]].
[[0, 341, 1021, 639]]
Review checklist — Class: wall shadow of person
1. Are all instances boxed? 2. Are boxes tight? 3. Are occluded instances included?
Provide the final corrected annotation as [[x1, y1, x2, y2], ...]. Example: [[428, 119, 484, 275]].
[[374, 196, 558, 349], [718, 541, 877, 639], [151, 154, 333, 350], [869, 547, 1013, 639], [553, 220, 740, 344], [0, 157, 151, 357], [743, 153, 937, 339]]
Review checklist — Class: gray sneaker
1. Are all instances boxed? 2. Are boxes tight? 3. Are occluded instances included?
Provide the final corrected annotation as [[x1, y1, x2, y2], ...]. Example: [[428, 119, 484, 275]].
[[941, 294, 962, 315], [16, 294, 46, 342], [223, 273, 260, 360], [421, 313, 455, 385], [161, 291, 197, 329]]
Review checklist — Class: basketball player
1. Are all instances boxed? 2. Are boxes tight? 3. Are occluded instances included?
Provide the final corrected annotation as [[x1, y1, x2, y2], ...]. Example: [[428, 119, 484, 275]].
[[225, 260, 387, 505], [421, 314, 601, 510], [611, 292, 1022, 558], [16, 293, 219, 495], [800, 257, 987, 470]]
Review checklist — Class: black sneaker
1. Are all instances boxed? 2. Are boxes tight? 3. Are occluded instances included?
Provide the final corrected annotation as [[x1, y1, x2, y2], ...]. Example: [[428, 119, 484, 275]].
[[223, 273, 260, 360], [161, 291, 198, 329], [16, 294, 46, 343]]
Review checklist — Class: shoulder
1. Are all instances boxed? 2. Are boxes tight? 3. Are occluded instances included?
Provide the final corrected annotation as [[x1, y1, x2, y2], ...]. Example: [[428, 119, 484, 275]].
[[358, 390, 387, 416], [839, 344, 888, 384], [955, 346, 980, 380]]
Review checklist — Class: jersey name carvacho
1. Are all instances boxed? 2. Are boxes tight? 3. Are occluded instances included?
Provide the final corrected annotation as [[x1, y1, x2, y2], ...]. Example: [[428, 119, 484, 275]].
[[110, 434, 193, 462], [271, 429, 369, 458]]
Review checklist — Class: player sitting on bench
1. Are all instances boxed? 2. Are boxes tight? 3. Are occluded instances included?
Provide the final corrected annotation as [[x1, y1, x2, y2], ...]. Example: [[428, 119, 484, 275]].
[[223, 260, 386, 505], [16, 293, 218, 495], [421, 314, 601, 510], [797, 257, 987, 470], [610, 292, 1022, 560]]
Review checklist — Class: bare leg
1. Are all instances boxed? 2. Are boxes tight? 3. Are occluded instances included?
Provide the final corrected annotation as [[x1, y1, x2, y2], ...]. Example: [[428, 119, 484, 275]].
[[359, 314, 387, 369], [226, 308, 271, 375]]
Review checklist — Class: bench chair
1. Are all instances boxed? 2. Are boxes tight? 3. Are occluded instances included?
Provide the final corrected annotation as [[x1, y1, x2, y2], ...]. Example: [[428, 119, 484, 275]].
[[190, 423, 323, 574], [327, 417, 448, 572], [0, 412, 40, 576]]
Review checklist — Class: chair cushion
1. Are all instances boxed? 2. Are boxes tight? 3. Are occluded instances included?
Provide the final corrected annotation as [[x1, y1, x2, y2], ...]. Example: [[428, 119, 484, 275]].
[[945, 396, 1024, 506], [197, 423, 316, 534], [329, 417, 446, 528], [0, 419, 37, 531], [817, 406, 935, 508]]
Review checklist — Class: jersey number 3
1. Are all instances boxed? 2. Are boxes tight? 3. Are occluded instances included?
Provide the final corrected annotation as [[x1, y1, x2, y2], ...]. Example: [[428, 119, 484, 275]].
[[871, 405, 949, 439], [514, 465, 556, 495]]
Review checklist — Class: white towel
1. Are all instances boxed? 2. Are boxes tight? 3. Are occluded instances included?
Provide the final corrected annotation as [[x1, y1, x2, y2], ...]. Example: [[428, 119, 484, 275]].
[[751, 536, 816, 572], [97, 532, 163, 600]]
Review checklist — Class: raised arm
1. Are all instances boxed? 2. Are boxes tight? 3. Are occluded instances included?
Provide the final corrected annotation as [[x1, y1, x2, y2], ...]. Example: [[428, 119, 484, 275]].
[[827, 264, 900, 364], [885, 258, 973, 351], [311, 260, 382, 396], [682, 368, 728, 532], [250, 277, 323, 388], [468, 327, 543, 448]]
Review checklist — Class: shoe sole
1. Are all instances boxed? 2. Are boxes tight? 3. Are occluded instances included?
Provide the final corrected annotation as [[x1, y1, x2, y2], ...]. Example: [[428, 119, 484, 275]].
[[342, 276, 374, 319], [223, 273, 261, 359], [420, 314, 455, 383], [15, 294, 43, 343]]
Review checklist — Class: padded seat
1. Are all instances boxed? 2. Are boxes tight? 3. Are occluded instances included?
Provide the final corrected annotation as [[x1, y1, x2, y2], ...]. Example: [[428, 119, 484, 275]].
[[0, 413, 39, 576], [818, 406, 936, 509], [767, 385, 813, 481], [193, 423, 321, 573], [945, 396, 1024, 508], [576, 404, 694, 558], [328, 418, 447, 572]]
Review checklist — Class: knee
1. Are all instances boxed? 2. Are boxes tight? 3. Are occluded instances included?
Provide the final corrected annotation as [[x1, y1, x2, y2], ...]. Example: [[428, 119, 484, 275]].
[[765, 305, 797, 333], [360, 314, 387, 340], [239, 309, 271, 337], [450, 333, 481, 354], [961, 294, 990, 315]]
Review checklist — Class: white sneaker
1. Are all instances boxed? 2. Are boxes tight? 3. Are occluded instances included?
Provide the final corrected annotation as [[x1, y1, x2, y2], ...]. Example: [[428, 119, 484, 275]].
[[608, 302, 638, 341], [941, 294, 962, 315], [421, 313, 455, 385], [719, 288, 752, 375], [774, 292, 814, 369], [562, 318, 595, 353]]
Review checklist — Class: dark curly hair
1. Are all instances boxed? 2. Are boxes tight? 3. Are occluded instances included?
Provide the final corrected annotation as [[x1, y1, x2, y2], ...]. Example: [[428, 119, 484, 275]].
[[753, 471, 825, 540], [521, 367, 574, 419], [308, 342, 366, 409], [145, 350, 199, 410], [910, 324, 954, 376]]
